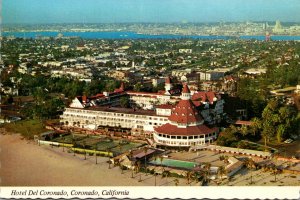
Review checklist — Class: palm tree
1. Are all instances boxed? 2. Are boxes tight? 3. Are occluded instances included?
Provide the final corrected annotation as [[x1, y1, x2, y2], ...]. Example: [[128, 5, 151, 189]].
[[245, 158, 256, 185], [62, 137, 65, 152], [108, 159, 112, 169], [94, 148, 98, 164], [217, 166, 226, 181], [82, 141, 86, 160], [272, 167, 279, 182], [135, 161, 142, 182], [202, 162, 211, 185], [185, 171, 192, 185], [129, 151, 134, 178], [72, 138, 76, 156], [154, 172, 158, 186], [143, 146, 148, 175], [118, 143, 122, 154], [162, 170, 170, 186], [251, 117, 261, 136], [174, 178, 179, 186], [159, 156, 164, 171]]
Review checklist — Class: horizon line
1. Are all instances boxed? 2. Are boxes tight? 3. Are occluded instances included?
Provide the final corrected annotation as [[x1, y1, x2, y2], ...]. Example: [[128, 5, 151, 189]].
[[3, 21, 300, 25]]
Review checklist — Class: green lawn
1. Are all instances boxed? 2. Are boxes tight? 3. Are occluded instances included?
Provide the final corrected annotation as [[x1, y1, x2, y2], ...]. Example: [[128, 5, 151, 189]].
[[3, 119, 48, 139]]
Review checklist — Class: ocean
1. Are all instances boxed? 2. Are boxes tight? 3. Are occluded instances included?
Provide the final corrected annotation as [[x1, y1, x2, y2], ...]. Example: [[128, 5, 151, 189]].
[[3, 31, 300, 40]]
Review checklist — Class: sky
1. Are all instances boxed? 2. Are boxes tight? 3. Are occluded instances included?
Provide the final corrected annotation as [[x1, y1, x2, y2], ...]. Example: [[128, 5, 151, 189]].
[[3, 0, 300, 24]]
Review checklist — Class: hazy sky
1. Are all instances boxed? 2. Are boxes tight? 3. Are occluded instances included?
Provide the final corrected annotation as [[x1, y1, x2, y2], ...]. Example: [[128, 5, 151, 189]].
[[3, 0, 300, 24]]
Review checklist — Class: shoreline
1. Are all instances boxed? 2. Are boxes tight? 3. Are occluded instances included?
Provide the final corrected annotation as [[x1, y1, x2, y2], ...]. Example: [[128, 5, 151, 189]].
[[0, 132, 299, 186]]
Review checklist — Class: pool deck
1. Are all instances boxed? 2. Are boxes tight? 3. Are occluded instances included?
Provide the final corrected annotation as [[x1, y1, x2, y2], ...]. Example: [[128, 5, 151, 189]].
[[168, 150, 230, 168]]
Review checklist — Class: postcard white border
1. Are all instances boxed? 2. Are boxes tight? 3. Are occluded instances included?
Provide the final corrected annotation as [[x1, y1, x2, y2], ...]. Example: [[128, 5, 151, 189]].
[[0, 186, 299, 199]]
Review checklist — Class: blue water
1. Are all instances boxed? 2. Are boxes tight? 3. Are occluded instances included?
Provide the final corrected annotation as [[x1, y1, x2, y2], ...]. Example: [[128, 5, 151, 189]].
[[149, 158, 198, 169], [3, 31, 300, 40]]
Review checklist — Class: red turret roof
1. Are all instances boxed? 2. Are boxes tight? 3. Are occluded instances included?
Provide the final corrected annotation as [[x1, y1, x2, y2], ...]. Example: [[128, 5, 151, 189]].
[[154, 123, 214, 136], [168, 99, 203, 124], [182, 84, 190, 93]]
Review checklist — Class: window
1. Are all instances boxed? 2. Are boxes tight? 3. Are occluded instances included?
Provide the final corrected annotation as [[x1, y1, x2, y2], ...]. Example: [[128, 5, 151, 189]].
[[171, 136, 176, 139], [183, 136, 187, 139], [188, 136, 193, 139]]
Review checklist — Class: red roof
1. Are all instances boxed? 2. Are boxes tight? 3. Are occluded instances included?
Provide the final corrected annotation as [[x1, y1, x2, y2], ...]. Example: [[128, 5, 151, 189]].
[[82, 95, 87, 103], [182, 84, 190, 93], [191, 91, 217, 103], [168, 99, 203, 124], [235, 120, 253, 126], [156, 104, 173, 109], [114, 83, 125, 93], [154, 123, 214, 136], [165, 77, 171, 84]]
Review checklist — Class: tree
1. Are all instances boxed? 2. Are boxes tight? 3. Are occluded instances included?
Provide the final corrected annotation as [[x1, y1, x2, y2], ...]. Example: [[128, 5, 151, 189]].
[[272, 167, 279, 182], [245, 158, 256, 185], [159, 156, 164, 172], [120, 96, 130, 108], [154, 172, 158, 186], [276, 124, 286, 143], [174, 178, 179, 186], [250, 117, 261, 136], [94, 148, 98, 164], [133, 83, 142, 92], [185, 171, 194, 186], [202, 162, 211, 185], [217, 166, 226, 181], [239, 125, 248, 137], [143, 146, 148, 176], [82, 141, 87, 160], [162, 170, 170, 186]]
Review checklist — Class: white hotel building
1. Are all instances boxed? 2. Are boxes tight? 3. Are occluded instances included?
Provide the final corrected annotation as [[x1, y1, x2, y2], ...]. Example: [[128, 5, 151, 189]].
[[60, 80, 222, 147]]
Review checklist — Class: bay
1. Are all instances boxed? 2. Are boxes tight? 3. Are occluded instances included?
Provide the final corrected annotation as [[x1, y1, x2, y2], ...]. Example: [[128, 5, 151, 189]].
[[2, 31, 300, 40]]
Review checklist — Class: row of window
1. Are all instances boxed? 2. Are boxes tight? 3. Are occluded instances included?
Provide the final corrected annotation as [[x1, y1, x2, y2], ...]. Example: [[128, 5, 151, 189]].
[[156, 140, 205, 146], [157, 132, 216, 139]]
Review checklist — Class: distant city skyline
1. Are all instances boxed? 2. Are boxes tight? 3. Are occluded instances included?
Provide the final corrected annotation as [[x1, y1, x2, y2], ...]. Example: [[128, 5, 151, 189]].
[[3, 0, 300, 24]]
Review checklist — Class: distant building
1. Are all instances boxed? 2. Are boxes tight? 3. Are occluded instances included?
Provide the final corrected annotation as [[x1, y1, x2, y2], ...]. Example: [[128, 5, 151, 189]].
[[199, 71, 225, 81], [179, 49, 192, 53]]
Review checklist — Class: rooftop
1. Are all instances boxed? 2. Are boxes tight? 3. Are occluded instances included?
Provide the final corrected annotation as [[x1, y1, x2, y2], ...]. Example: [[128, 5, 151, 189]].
[[69, 106, 160, 117], [154, 123, 214, 136]]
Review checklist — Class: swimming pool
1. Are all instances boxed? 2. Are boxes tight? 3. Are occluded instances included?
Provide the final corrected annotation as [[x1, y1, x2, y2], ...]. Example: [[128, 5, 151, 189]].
[[149, 158, 198, 170]]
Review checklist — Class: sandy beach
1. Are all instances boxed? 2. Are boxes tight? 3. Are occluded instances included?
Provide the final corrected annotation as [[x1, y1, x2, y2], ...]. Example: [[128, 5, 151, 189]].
[[1, 133, 299, 186], [0, 133, 187, 186]]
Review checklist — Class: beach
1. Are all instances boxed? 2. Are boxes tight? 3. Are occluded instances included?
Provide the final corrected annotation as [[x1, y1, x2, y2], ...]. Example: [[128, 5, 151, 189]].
[[1, 133, 299, 186], [0, 133, 146, 186], [0, 133, 188, 186]]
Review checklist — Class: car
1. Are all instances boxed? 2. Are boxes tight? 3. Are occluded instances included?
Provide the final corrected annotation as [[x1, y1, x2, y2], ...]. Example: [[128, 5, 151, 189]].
[[284, 139, 293, 144]]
